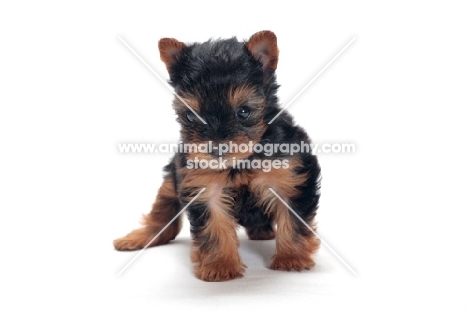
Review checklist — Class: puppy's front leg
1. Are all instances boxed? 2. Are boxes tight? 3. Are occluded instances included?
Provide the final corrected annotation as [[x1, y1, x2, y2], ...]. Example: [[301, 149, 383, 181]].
[[113, 172, 182, 251], [184, 184, 245, 282], [270, 157, 321, 271], [250, 156, 321, 271]]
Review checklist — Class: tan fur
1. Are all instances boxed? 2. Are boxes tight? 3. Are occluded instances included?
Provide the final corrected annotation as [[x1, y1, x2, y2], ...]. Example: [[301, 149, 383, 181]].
[[172, 94, 200, 111], [249, 158, 307, 213], [113, 176, 181, 250], [158, 38, 187, 71], [246, 31, 279, 70], [228, 85, 265, 108], [270, 199, 320, 271], [247, 159, 319, 271], [246, 227, 276, 240], [180, 169, 229, 193], [191, 183, 245, 281]]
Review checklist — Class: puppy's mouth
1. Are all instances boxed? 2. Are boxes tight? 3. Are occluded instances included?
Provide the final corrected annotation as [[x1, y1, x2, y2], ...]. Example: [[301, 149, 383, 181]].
[[183, 139, 261, 169], [207, 148, 252, 159], [187, 152, 252, 163], [184, 141, 254, 158]]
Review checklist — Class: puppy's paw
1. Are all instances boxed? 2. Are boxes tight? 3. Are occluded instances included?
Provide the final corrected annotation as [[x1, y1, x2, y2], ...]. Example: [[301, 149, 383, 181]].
[[195, 261, 246, 282], [113, 228, 149, 251], [269, 254, 315, 271]]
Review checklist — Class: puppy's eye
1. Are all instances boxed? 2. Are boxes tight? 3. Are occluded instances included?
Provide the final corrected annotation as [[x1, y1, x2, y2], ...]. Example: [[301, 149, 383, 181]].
[[186, 111, 196, 122], [236, 106, 251, 120]]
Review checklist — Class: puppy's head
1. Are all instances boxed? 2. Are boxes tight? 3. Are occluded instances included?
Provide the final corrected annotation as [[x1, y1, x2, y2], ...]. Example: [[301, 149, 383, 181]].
[[158, 31, 279, 163]]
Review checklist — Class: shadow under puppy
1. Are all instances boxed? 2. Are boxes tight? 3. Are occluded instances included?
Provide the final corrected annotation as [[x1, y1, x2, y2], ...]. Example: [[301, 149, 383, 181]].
[[114, 31, 321, 282]]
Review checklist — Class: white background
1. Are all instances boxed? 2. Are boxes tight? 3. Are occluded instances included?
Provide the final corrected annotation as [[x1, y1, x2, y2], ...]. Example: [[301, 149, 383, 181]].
[[1, 1, 468, 310]]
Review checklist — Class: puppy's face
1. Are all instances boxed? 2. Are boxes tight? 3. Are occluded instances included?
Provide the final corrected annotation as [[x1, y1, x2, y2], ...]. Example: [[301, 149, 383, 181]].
[[158, 31, 279, 163]]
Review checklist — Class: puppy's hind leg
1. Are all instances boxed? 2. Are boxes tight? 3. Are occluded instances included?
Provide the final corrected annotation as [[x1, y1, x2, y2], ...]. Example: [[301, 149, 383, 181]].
[[245, 223, 276, 240], [114, 170, 182, 251]]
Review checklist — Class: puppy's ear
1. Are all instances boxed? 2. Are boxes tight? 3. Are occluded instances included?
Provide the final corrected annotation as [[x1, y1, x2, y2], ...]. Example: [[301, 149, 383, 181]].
[[158, 38, 187, 72], [246, 31, 279, 71]]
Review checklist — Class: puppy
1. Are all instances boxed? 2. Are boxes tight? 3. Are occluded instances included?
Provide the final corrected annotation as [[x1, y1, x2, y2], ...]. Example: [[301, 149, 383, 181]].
[[114, 31, 321, 282]]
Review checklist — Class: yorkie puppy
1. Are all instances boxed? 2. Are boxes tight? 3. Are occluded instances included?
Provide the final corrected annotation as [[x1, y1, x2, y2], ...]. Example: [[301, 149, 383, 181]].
[[114, 31, 321, 282]]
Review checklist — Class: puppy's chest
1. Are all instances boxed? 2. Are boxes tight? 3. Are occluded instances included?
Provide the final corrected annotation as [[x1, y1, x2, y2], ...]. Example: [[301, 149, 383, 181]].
[[179, 162, 300, 199], [180, 167, 256, 190]]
